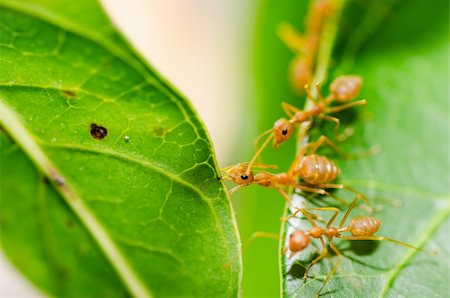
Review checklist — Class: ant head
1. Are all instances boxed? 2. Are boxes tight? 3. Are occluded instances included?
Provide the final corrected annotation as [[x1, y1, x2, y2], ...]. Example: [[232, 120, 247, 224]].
[[273, 118, 294, 145], [288, 229, 311, 253], [329, 75, 362, 102], [226, 164, 254, 186]]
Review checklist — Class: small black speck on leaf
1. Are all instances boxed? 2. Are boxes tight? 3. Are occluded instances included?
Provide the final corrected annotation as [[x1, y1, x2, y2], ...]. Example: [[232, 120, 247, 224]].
[[90, 123, 108, 140]]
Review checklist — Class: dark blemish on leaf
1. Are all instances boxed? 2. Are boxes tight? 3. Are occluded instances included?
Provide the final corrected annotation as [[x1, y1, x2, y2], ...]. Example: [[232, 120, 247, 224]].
[[43, 176, 51, 185], [55, 266, 69, 281], [90, 123, 108, 140], [53, 174, 65, 186], [61, 89, 77, 97], [153, 126, 164, 137], [49, 168, 65, 186], [66, 219, 75, 228]]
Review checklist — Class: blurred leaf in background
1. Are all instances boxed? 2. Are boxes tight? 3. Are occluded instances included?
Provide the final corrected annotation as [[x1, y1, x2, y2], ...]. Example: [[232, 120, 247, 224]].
[[252, 0, 448, 297], [0, 0, 241, 297]]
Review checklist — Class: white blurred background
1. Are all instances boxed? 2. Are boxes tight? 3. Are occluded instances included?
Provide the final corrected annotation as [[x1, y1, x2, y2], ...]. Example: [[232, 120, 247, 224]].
[[0, 0, 257, 296]]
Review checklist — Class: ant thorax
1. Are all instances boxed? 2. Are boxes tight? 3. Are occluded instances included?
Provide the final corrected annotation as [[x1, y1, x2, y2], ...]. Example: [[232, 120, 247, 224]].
[[292, 111, 310, 123], [309, 103, 324, 116], [275, 172, 292, 185], [254, 172, 276, 187]]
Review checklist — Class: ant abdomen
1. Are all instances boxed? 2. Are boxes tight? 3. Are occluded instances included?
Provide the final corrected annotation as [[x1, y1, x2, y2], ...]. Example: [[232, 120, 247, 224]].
[[329, 75, 362, 102], [289, 230, 310, 253], [349, 216, 381, 236], [289, 56, 313, 92], [297, 154, 340, 184]]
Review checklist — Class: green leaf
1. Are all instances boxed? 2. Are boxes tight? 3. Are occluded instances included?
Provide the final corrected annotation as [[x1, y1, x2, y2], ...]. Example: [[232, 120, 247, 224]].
[[254, 0, 449, 297], [0, 0, 241, 297]]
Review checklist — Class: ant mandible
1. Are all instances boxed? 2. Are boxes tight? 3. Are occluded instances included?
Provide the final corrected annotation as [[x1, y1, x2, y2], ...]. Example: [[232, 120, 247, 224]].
[[285, 195, 432, 298], [247, 75, 366, 170]]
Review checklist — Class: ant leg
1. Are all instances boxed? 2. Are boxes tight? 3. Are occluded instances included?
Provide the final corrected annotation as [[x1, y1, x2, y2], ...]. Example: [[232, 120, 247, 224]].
[[303, 207, 340, 228], [289, 208, 320, 227], [248, 132, 274, 172], [229, 185, 243, 195], [308, 135, 346, 157], [244, 231, 279, 251], [316, 241, 343, 297], [315, 82, 325, 102], [315, 183, 369, 205], [304, 237, 327, 281], [316, 184, 373, 213], [277, 188, 294, 206], [339, 195, 363, 228], [296, 184, 329, 196], [338, 235, 433, 254], [281, 102, 301, 119], [326, 192, 353, 207], [326, 99, 367, 114], [321, 115, 340, 131], [304, 85, 320, 106], [254, 128, 273, 149], [277, 22, 306, 53], [324, 94, 335, 105], [288, 145, 311, 176]]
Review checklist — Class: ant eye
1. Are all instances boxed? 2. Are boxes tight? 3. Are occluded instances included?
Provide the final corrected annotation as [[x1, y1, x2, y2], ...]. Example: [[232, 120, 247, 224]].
[[282, 128, 289, 135], [240, 174, 249, 180]]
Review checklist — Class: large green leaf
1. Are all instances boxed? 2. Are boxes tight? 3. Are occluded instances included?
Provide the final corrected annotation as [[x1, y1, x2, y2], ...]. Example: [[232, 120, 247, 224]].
[[253, 0, 449, 297], [0, 0, 241, 297]]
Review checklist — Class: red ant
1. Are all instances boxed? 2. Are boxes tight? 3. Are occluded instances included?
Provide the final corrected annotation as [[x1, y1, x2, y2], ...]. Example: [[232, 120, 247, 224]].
[[285, 195, 433, 297], [247, 75, 366, 170], [278, 0, 336, 92]]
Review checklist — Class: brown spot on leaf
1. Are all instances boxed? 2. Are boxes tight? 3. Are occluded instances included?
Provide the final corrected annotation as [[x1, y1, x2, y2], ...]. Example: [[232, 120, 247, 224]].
[[61, 89, 77, 97], [153, 126, 164, 137], [90, 123, 108, 140], [49, 168, 65, 186], [66, 219, 75, 228]]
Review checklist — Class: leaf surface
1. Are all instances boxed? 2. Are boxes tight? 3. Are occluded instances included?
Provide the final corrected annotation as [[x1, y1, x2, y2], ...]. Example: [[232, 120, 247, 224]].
[[0, 0, 241, 297], [253, 0, 449, 297]]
